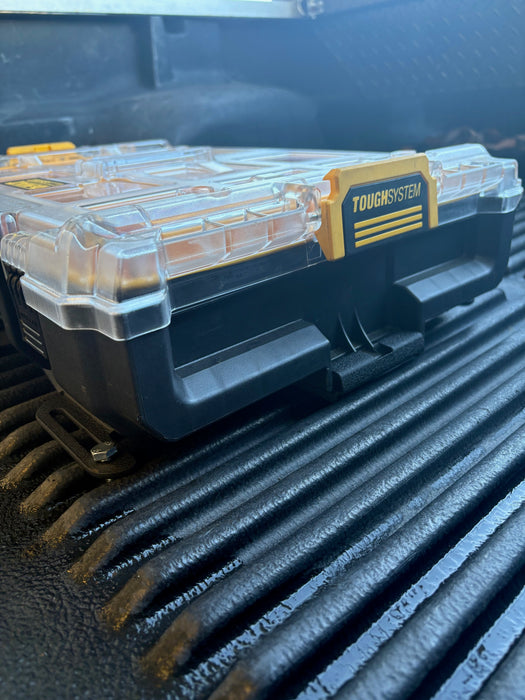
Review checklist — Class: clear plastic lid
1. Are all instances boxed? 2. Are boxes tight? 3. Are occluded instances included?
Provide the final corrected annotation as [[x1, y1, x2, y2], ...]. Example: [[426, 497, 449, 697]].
[[0, 140, 521, 340]]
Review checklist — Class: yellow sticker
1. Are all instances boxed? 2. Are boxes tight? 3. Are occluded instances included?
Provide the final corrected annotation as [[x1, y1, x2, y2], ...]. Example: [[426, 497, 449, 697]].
[[2, 177, 67, 190]]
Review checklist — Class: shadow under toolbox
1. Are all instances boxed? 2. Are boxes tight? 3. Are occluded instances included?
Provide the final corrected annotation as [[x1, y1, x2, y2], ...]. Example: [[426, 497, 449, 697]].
[[0, 140, 521, 440]]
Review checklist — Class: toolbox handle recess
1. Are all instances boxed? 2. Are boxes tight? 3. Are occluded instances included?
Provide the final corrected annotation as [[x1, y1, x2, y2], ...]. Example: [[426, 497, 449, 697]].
[[391, 210, 515, 331]]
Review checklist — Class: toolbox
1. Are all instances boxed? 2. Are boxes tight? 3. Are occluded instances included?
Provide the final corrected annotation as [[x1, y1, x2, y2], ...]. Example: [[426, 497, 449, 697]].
[[0, 140, 521, 441]]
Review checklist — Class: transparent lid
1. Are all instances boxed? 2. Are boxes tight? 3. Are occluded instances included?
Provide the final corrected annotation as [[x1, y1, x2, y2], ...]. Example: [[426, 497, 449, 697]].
[[0, 140, 521, 340]]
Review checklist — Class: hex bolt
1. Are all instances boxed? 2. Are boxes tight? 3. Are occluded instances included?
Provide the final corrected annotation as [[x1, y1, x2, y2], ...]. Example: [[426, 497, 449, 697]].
[[90, 441, 118, 463]]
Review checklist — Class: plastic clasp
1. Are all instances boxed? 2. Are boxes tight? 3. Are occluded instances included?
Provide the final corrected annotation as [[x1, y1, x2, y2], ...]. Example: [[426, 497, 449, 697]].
[[6, 141, 76, 155]]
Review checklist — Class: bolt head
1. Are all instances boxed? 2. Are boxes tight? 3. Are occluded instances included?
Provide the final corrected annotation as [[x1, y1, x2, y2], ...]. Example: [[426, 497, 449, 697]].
[[90, 441, 118, 463]]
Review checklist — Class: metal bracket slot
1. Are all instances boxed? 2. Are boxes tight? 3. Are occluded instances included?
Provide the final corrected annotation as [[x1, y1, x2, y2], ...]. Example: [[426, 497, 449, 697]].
[[36, 394, 136, 478]]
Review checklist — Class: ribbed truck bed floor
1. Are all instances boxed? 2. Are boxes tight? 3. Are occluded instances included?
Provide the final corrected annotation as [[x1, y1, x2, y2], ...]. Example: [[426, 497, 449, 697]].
[[1, 205, 525, 699]]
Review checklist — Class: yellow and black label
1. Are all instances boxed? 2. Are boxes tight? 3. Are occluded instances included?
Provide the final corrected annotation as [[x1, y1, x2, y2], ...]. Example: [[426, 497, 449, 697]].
[[344, 173, 429, 249], [2, 177, 67, 191], [315, 154, 438, 261]]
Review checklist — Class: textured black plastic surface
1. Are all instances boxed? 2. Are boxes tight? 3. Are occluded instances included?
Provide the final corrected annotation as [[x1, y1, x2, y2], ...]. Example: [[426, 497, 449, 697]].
[[0, 204, 524, 698]]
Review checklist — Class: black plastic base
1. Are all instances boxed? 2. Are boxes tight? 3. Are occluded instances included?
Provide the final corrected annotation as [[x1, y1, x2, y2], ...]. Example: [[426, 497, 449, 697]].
[[1, 210, 509, 441]]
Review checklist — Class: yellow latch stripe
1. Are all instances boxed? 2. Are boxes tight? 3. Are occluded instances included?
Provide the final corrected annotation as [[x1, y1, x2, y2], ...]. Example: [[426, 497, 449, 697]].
[[7, 141, 76, 155], [355, 213, 423, 239], [354, 204, 423, 230], [355, 221, 423, 247]]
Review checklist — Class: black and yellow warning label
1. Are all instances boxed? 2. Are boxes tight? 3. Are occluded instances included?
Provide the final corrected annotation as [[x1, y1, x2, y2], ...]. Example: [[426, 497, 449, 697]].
[[2, 177, 67, 191], [343, 173, 429, 250]]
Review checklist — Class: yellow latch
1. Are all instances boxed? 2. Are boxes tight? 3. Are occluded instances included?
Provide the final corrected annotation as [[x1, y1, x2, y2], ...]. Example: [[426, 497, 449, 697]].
[[6, 141, 76, 156], [315, 154, 438, 261]]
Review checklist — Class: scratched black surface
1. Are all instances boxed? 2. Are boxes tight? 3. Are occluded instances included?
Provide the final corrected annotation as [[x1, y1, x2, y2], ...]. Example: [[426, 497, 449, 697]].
[[0, 205, 524, 699]]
